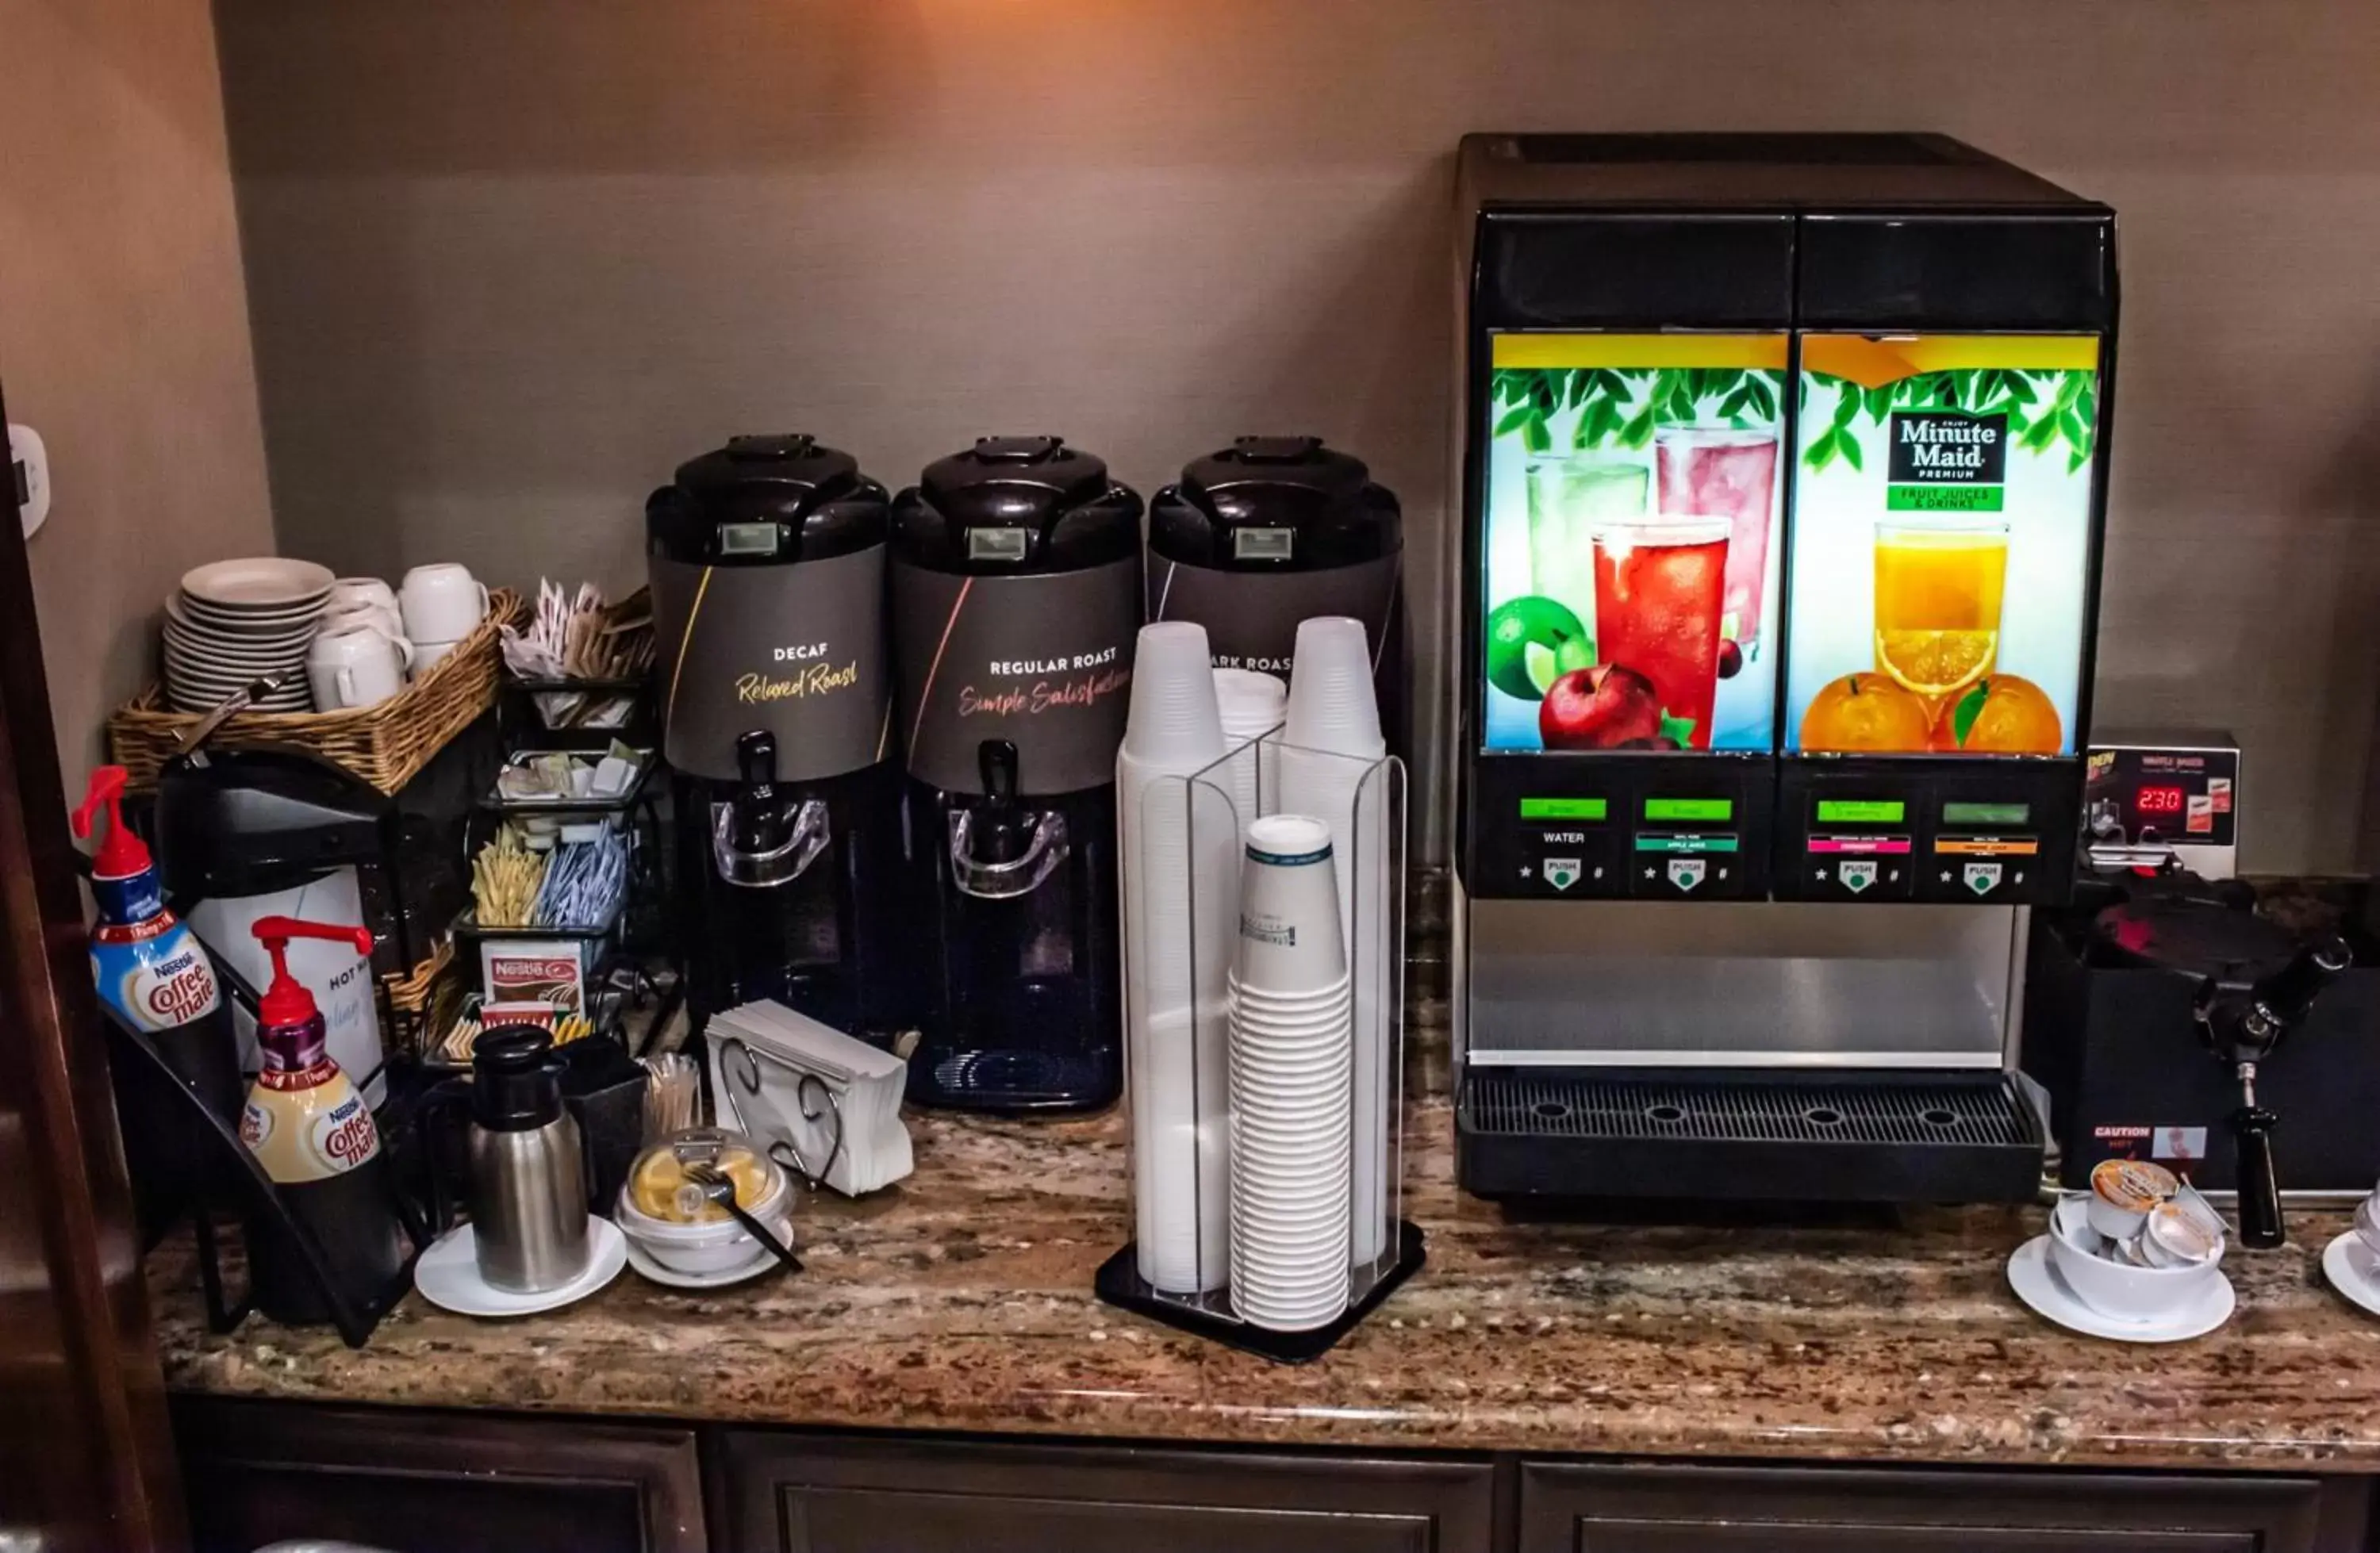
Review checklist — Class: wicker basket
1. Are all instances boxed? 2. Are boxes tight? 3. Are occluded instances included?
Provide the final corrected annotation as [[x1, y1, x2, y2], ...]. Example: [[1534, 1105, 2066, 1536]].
[[108, 589, 524, 795]]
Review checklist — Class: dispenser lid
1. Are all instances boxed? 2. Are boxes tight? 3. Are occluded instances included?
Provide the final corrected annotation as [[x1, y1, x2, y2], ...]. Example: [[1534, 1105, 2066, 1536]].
[[470, 1025, 565, 1131], [155, 749, 386, 899], [895, 437, 1141, 572], [647, 434, 887, 563], [622, 1126, 785, 1225], [1150, 435, 1401, 567]]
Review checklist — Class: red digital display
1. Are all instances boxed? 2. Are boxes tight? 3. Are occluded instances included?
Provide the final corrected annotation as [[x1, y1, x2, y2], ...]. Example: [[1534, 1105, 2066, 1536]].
[[2136, 784, 2187, 815]]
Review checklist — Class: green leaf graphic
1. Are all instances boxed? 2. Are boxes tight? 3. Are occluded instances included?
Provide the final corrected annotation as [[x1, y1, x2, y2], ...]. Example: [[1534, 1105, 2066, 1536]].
[[1864, 384, 1894, 423], [1495, 403, 1535, 438], [1659, 712, 1699, 748], [1837, 430, 1865, 471], [1951, 681, 1990, 748]]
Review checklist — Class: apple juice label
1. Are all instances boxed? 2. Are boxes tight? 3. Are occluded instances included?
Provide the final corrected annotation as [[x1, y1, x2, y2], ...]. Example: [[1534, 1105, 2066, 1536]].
[[651, 546, 892, 784], [890, 557, 1139, 796], [1784, 335, 2098, 758], [1477, 333, 1788, 753]]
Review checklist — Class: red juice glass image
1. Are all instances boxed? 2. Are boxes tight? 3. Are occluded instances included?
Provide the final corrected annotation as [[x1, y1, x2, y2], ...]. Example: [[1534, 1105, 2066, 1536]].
[[1591, 517, 1730, 749], [1656, 427, 1778, 656]]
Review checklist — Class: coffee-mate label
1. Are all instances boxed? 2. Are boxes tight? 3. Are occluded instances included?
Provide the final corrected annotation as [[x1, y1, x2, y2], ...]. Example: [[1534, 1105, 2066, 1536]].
[[91, 915, 222, 1033], [240, 1065, 381, 1185]]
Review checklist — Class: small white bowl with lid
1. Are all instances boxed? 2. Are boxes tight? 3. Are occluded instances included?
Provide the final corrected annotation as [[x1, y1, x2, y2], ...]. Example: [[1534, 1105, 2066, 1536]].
[[615, 1126, 796, 1276]]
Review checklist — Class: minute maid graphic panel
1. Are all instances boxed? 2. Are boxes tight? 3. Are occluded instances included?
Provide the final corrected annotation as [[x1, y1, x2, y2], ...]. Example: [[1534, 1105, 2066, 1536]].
[[1785, 335, 2099, 757], [1481, 332, 1787, 755]]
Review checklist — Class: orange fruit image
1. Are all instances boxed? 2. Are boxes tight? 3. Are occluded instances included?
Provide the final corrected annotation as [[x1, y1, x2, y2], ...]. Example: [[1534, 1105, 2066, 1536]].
[[1931, 675, 2063, 755], [1798, 673, 1933, 753]]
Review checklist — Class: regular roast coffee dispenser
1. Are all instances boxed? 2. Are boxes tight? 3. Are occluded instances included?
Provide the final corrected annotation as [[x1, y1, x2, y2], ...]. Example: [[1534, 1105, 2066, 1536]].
[[1452, 133, 2117, 1205]]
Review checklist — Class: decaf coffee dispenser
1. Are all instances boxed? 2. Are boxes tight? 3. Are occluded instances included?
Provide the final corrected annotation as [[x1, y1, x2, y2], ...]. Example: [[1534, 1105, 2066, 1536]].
[[1147, 436, 1406, 753], [647, 435, 907, 1035], [890, 437, 1142, 1112]]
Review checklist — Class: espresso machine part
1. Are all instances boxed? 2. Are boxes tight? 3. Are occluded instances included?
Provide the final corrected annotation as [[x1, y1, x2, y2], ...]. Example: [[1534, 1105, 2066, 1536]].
[[1147, 435, 1407, 754], [2090, 876, 2354, 1248], [460, 1026, 590, 1294], [647, 433, 908, 1035], [890, 436, 1139, 1112]]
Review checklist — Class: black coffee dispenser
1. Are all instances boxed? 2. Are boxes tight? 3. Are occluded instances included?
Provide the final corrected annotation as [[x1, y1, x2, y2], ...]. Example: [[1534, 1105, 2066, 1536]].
[[647, 435, 908, 1036], [1147, 436, 1405, 753], [890, 437, 1142, 1112]]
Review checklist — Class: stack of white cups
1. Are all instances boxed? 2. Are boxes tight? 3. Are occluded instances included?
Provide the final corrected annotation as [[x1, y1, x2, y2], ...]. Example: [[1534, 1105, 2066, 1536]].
[[1274, 617, 1395, 1267], [1211, 667, 1288, 841], [1229, 814, 1353, 1332], [1119, 623, 1237, 1294]]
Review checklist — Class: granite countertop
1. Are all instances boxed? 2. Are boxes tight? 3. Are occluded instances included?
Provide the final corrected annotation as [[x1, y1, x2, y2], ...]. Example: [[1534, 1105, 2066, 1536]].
[[152, 995, 2380, 1474]]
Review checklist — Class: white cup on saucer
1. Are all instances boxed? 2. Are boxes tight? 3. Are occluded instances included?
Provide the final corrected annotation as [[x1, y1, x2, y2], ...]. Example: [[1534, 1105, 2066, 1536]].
[[399, 563, 489, 644], [308, 625, 409, 711], [328, 577, 399, 616]]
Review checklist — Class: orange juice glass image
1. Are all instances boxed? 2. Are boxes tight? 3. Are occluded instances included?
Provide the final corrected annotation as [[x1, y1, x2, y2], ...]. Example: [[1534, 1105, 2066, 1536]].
[[1872, 519, 2009, 711], [1592, 517, 1729, 748]]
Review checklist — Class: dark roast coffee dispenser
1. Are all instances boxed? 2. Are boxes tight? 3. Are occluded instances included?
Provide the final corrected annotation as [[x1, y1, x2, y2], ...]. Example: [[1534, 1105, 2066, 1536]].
[[1147, 436, 1406, 754], [890, 437, 1141, 1112], [647, 435, 908, 1036]]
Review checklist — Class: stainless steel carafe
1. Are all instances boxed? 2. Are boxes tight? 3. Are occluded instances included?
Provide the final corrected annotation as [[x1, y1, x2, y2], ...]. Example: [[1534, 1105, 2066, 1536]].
[[466, 1026, 589, 1293]]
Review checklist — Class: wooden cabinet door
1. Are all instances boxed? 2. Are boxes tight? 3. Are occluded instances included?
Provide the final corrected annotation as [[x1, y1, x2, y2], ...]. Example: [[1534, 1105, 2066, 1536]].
[[173, 1398, 705, 1553], [1518, 1463, 2362, 1553], [720, 1432, 1498, 1553]]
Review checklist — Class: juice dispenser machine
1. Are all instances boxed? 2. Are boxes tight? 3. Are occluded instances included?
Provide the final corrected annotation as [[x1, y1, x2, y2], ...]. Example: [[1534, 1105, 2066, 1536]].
[[1453, 134, 2116, 1203]]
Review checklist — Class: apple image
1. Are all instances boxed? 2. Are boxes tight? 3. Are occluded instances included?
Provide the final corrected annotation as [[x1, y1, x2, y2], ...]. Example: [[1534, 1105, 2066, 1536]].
[[1486, 596, 1592, 702], [1539, 663, 1662, 750]]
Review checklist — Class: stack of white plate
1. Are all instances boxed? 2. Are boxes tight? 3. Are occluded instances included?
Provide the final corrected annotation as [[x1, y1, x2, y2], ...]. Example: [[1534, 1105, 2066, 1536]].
[[1227, 813, 1354, 1333], [164, 558, 336, 713]]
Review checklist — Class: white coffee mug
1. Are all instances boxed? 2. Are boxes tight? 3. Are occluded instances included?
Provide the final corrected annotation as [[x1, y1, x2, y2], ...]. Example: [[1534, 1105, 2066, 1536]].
[[410, 638, 462, 678], [328, 577, 399, 615], [307, 626, 408, 711], [318, 601, 411, 647], [399, 563, 489, 644]]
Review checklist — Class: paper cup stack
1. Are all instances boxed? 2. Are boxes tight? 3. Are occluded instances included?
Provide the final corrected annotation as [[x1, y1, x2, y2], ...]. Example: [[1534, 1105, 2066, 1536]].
[[1228, 813, 1354, 1332], [1274, 617, 1396, 1266], [1119, 623, 1238, 1294]]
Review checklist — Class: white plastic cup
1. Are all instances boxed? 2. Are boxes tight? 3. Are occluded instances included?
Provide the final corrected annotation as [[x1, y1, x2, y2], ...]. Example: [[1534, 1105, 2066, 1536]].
[[1283, 616, 1384, 758], [1124, 623, 1228, 766], [1235, 815, 1345, 996], [1215, 667, 1288, 741]]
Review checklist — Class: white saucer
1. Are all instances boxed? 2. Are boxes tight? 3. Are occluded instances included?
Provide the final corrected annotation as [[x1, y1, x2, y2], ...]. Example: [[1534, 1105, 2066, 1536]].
[[2006, 1234, 2234, 1343], [180, 557, 336, 609], [2323, 1231, 2380, 1319], [622, 1235, 784, 1291], [413, 1217, 627, 1317]]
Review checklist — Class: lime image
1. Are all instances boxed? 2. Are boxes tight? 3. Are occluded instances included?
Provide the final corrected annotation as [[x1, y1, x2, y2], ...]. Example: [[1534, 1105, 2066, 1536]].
[[1486, 596, 1592, 702]]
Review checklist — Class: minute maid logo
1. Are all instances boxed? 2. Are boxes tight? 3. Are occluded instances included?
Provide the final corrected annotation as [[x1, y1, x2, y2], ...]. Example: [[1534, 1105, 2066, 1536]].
[[1887, 411, 2008, 512]]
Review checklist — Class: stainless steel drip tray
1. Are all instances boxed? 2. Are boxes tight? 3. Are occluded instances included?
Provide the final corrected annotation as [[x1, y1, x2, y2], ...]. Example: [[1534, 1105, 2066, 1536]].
[[1457, 1067, 2047, 1205]]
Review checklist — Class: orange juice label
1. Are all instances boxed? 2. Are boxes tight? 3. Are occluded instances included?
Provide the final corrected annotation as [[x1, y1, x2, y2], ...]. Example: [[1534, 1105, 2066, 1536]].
[[1932, 836, 2039, 857]]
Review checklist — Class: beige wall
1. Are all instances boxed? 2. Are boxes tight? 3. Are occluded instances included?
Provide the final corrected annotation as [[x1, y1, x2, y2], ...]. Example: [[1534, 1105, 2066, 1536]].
[[0, 0, 274, 779], [215, 0, 2380, 873]]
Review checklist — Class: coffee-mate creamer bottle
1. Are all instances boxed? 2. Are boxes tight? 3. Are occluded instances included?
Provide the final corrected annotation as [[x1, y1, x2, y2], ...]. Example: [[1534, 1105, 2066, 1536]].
[[238, 915, 408, 1324], [73, 765, 241, 1125]]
